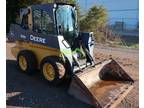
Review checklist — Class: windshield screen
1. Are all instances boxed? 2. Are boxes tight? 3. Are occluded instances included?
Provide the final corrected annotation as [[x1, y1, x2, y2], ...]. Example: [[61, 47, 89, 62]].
[[56, 5, 78, 42]]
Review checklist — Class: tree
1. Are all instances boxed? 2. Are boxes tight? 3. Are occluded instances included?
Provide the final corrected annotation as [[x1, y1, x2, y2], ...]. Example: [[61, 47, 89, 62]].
[[79, 5, 107, 43], [80, 5, 107, 31]]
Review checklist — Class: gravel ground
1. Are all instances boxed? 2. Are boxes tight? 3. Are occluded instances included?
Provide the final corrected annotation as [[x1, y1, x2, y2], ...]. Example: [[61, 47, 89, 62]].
[[94, 44, 139, 108], [6, 42, 139, 108]]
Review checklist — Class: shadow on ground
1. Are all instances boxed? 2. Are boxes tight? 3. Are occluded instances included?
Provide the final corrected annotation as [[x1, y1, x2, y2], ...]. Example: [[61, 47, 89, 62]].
[[6, 60, 94, 108]]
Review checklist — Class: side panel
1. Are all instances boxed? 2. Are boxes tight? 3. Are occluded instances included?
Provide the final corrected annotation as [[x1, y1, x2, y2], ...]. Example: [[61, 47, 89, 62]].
[[11, 41, 60, 68], [79, 32, 95, 58], [9, 24, 59, 49], [9, 24, 62, 68], [58, 36, 73, 66]]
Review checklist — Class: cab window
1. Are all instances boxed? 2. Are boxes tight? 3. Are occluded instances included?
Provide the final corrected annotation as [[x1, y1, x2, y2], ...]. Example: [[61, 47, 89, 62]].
[[32, 9, 54, 34], [41, 11, 53, 34], [32, 9, 41, 32]]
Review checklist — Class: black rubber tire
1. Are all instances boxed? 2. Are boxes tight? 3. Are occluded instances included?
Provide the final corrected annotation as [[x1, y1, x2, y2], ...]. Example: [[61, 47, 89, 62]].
[[17, 50, 37, 74], [40, 56, 66, 85]]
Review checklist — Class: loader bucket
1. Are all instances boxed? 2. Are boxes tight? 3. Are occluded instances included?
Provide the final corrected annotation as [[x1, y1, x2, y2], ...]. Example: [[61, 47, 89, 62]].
[[68, 59, 134, 108]]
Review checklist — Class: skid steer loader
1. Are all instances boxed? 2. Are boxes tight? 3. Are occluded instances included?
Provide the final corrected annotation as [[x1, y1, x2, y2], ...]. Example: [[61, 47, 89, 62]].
[[9, 3, 134, 108]]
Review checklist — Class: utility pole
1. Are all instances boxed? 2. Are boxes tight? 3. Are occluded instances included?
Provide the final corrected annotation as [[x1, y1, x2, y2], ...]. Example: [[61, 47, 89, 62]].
[[85, 0, 87, 11]]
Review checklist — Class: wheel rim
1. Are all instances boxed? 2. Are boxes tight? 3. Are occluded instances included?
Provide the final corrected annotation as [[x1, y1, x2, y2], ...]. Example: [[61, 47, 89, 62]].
[[19, 55, 27, 71], [43, 63, 55, 81], [56, 62, 65, 79]]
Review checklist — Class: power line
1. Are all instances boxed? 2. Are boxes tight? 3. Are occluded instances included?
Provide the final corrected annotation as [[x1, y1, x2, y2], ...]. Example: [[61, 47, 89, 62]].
[[108, 9, 138, 12], [108, 18, 138, 20]]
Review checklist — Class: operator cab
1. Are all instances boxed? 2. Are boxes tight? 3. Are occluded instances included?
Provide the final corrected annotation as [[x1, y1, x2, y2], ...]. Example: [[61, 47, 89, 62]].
[[14, 3, 94, 67], [19, 3, 79, 45]]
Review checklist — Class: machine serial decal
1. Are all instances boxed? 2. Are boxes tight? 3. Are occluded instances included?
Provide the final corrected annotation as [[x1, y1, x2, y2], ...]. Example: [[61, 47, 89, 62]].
[[20, 34, 27, 39]]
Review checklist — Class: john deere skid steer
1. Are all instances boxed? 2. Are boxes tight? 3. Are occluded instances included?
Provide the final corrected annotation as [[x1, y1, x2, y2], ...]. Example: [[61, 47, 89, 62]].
[[9, 3, 134, 108]]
